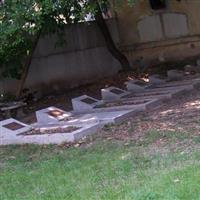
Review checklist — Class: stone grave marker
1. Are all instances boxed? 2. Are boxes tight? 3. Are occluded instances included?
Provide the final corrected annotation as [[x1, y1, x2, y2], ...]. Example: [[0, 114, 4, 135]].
[[36, 106, 72, 124], [0, 118, 31, 136], [101, 86, 130, 101], [125, 80, 148, 92], [72, 95, 102, 112]]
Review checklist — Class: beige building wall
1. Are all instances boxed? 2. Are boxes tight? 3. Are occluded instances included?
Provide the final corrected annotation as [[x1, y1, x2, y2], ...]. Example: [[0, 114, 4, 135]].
[[114, 0, 200, 65]]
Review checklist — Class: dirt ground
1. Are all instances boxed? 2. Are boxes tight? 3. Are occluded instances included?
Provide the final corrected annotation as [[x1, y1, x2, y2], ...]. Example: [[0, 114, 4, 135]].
[[96, 90, 200, 141]]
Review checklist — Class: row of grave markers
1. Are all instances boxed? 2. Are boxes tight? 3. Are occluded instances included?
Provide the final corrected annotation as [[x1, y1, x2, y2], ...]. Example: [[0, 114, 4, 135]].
[[1, 69, 200, 145]]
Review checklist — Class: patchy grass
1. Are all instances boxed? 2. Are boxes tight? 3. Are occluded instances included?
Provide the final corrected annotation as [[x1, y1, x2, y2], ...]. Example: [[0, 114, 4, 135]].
[[0, 129, 200, 200]]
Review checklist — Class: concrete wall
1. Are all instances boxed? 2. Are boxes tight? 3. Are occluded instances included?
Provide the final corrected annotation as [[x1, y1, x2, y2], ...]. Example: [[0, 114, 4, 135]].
[[1, 19, 121, 95], [115, 0, 200, 65]]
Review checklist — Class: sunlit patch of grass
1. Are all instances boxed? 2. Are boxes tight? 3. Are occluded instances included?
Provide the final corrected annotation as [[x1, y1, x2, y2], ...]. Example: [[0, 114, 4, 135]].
[[0, 131, 200, 200]]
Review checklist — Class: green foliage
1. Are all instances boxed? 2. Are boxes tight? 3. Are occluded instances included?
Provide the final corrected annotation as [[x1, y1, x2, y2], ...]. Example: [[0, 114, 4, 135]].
[[0, 0, 107, 79]]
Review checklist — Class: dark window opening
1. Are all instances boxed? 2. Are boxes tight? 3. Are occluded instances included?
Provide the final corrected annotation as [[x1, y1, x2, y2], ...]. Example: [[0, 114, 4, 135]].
[[149, 0, 166, 10]]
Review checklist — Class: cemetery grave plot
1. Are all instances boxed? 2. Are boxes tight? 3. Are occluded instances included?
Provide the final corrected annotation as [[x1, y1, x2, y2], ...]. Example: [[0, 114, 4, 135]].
[[0, 117, 100, 145], [19, 123, 100, 144], [18, 126, 80, 136], [72, 95, 102, 111]]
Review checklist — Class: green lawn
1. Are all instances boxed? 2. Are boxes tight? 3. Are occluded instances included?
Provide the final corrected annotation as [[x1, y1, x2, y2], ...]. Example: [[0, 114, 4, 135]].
[[0, 130, 200, 200]]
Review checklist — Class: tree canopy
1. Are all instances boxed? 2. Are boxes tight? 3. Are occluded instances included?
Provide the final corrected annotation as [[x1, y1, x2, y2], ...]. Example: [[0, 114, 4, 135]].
[[0, 0, 137, 97], [0, 0, 102, 78]]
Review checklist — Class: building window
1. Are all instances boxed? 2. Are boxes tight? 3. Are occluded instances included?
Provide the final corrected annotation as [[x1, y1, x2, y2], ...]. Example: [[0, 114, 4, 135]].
[[149, 0, 166, 10]]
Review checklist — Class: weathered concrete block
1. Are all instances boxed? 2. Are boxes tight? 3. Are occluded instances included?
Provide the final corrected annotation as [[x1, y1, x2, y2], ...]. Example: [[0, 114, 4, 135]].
[[125, 80, 148, 92], [167, 70, 184, 81], [36, 106, 72, 124], [101, 86, 130, 101], [72, 95, 102, 112]]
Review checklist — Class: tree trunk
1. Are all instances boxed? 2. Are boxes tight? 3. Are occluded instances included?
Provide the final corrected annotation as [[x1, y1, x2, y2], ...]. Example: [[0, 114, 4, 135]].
[[16, 31, 41, 99], [94, 2, 131, 71]]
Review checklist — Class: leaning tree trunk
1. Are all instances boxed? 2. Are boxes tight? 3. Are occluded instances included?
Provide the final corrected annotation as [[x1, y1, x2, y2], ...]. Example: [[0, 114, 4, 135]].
[[16, 31, 41, 99], [94, 2, 131, 71]]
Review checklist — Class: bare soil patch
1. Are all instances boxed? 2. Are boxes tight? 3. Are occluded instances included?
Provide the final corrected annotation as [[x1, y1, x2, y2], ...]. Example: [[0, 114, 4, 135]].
[[97, 91, 200, 142]]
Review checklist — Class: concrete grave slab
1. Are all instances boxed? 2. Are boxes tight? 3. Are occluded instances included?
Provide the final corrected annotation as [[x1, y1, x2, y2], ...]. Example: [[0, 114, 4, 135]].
[[167, 70, 184, 81], [72, 95, 102, 112], [36, 106, 72, 124], [1, 122, 100, 145], [74, 98, 162, 114], [0, 118, 32, 145], [125, 80, 149, 92], [122, 84, 191, 103], [101, 86, 130, 101], [148, 74, 166, 84], [0, 118, 31, 135]]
